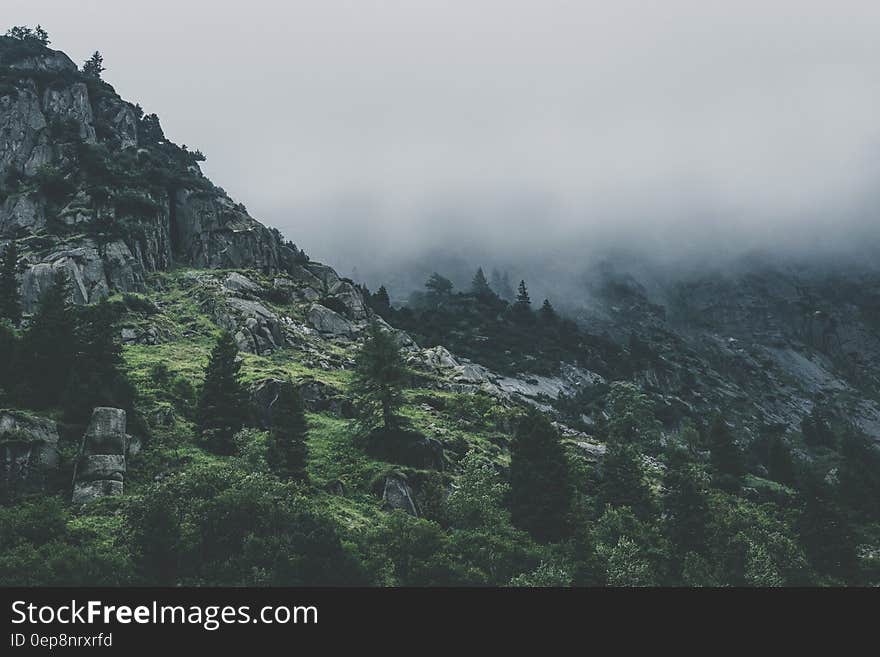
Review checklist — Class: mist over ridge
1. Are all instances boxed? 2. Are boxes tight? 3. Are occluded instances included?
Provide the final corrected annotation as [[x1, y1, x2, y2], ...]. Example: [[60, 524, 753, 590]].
[[10, 0, 880, 298]]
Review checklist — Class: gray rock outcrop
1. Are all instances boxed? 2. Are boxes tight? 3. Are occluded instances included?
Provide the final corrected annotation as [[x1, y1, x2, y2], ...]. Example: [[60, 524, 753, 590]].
[[1, 38, 302, 311], [307, 303, 357, 336], [381, 474, 420, 516], [0, 411, 60, 500], [72, 407, 128, 504]]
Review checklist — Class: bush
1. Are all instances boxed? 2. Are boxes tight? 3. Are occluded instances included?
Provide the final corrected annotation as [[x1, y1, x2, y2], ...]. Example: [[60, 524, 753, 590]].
[[128, 463, 367, 586], [0, 498, 132, 586]]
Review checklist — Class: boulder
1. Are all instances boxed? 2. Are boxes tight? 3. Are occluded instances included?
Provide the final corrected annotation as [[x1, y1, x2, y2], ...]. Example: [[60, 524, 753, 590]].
[[413, 346, 460, 373], [299, 379, 356, 418], [307, 303, 357, 336], [0, 194, 45, 235], [224, 271, 261, 294], [250, 378, 354, 426], [72, 407, 128, 504], [20, 238, 144, 313], [382, 475, 419, 516], [215, 296, 284, 355], [0, 411, 60, 500], [361, 428, 445, 470]]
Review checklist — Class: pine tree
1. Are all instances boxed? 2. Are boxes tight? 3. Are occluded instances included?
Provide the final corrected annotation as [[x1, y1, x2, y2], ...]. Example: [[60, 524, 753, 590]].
[[515, 280, 531, 307], [63, 301, 134, 424], [598, 442, 654, 519], [708, 414, 744, 490], [425, 272, 453, 297], [539, 298, 557, 323], [0, 241, 21, 325], [471, 267, 493, 299], [82, 51, 105, 78], [509, 409, 571, 541], [663, 449, 710, 568], [267, 381, 309, 482], [512, 279, 532, 321], [767, 435, 795, 486], [17, 269, 75, 406], [499, 271, 515, 300], [0, 322, 15, 402], [351, 322, 408, 431], [196, 331, 248, 454], [6, 25, 50, 45], [370, 285, 392, 318]]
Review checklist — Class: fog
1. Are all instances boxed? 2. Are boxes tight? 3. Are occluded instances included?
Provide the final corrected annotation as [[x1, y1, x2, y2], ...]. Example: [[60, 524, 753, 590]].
[[9, 1, 880, 294]]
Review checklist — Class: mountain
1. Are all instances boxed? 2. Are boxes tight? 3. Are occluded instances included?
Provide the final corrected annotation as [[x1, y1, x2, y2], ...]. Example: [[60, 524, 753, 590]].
[[0, 34, 302, 313], [1, 30, 878, 587]]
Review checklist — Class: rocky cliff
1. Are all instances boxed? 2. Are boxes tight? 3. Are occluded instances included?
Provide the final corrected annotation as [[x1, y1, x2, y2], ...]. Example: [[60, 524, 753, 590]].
[[0, 35, 305, 312]]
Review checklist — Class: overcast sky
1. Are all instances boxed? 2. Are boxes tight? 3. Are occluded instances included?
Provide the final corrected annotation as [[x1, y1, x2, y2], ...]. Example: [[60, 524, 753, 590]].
[[8, 1, 880, 271]]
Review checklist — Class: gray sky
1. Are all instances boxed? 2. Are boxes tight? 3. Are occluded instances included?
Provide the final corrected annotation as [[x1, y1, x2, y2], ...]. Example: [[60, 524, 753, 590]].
[[8, 1, 880, 272]]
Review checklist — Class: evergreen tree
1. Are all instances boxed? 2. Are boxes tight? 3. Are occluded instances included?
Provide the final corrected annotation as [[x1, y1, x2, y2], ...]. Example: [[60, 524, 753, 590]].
[[662, 449, 710, 569], [0, 323, 15, 402], [766, 435, 795, 486], [6, 25, 50, 45], [598, 442, 654, 520], [369, 285, 392, 318], [425, 272, 454, 298], [837, 427, 880, 522], [0, 241, 21, 325], [512, 279, 532, 321], [490, 268, 515, 300], [82, 51, 105, 78], [266, 381, 309, 482], [515, 280, 531, 307], [63, 301, 134, 424], [351, 322, 408, 431], [539, 298, 557, 323], [196, 331, 248, 455], [470, 267, 493, 299], [509, 409, 570, 541], [796, 471, 859, 583], [708, 414, 744, 490], [17, 270, 75, 406]]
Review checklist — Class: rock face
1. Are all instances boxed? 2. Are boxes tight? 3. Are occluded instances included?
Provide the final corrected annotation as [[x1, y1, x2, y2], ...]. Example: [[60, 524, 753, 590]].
[[250, 378, 355, 425], [307, 303, 357, 336], [72, 407, 128, 504], [0, 411, 60, 500], [382, 475, 420, 516], [0, 37, 301, 311]]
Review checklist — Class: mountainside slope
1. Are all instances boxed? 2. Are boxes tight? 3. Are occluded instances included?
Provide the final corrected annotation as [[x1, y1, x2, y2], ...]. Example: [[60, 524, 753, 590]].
[[0, 35, 304, 312], [1, 31, 879, 587]]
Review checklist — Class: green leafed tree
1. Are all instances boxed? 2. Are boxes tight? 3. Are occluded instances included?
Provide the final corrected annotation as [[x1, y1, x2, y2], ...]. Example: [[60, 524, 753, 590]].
[[598, 442, 654, 520], [266, 381, 309, 482], [0, 241, 21, 325], [351, 322, 408, 431], [445, 450, 510, 530], [509, 408, 571, 542], [196, 331, 248, 454], [605, 381, 661, 446]]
